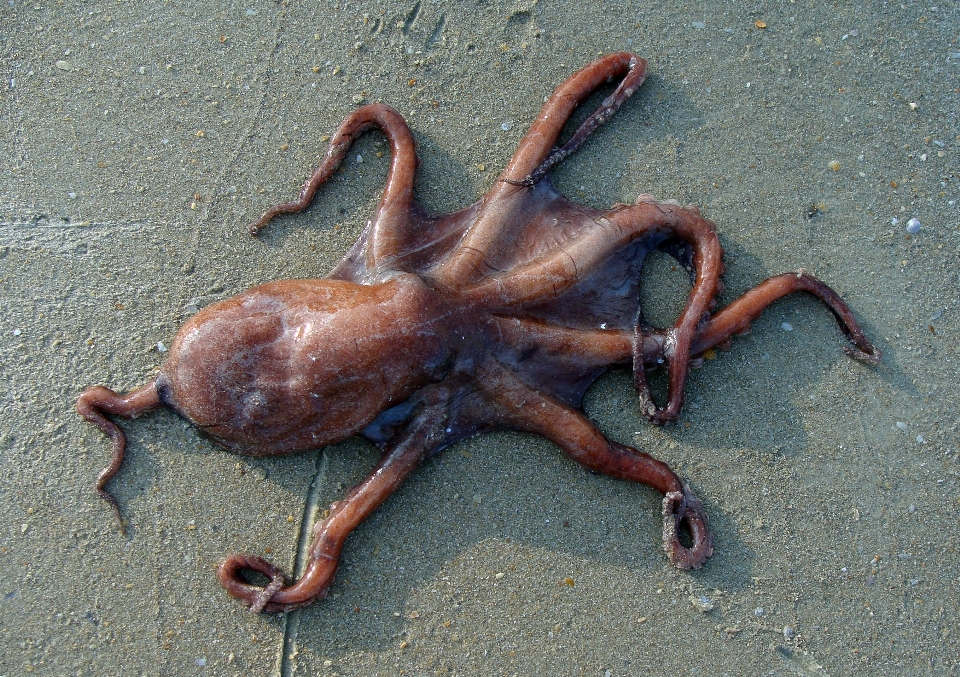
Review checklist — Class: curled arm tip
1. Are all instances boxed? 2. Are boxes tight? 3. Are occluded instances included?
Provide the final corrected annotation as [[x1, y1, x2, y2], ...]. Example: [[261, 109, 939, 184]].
[[76, 382, 160, 535], [843, 342, 881, 366], [662, 484, 714, 570], [218, 554, 291, 614]]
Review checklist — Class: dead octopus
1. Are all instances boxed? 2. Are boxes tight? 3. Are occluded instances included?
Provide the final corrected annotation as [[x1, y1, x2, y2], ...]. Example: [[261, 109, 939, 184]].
[[77, 53, 879, 613]]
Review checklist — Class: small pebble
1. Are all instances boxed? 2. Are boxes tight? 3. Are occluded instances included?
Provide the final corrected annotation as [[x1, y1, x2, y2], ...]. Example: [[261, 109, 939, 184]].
[[68, 191, 77, 199], [783, 626, 795, 640], [691, 21, 706, 29], [692, 595, 714, 612], [906, 218, 921, 233], [12, 328, 21, 336], [501, 121, 512, 131], [755, 607, 764, 616], [157, 341, 168, 353], [195, 658, 206, 667], [356, 154, 363, 163], [780, 322, 793, 331], [916, 434, 925, 444], [896, 421, 908, 431], [55, 60, 72, 71]]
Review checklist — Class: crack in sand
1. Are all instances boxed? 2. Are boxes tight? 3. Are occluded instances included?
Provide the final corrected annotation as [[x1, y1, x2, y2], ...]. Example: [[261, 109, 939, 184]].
[[278, 447, 329, 677]]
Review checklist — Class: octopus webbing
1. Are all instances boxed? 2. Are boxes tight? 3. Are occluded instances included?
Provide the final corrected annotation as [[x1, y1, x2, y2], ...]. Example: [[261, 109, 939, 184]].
[[77, 52, 880, 613]]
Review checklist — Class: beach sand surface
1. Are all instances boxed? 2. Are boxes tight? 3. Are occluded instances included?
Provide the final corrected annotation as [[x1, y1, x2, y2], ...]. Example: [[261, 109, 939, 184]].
[[1, 2, 958, 675]]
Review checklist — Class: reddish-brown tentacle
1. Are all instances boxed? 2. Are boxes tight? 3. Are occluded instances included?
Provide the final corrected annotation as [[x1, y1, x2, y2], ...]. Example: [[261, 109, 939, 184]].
[[661, 484, 713, 570], [485, 361, 713, 570], [248, 103, 419, 271], [76, 382, 161, 534], [691, 271, 881, 363], [437, 53, 646, 288], [217, 387, 449, 613], [503, 52, 646, 184], [508, 52, 648, 186], [613, 198, 725, 426], [490, 314, 663, 368], [216, 554, 287, 614]]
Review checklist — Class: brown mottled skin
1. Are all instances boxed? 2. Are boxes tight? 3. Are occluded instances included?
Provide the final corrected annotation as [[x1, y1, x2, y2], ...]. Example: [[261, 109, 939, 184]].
[[77, 53, 879, 613]]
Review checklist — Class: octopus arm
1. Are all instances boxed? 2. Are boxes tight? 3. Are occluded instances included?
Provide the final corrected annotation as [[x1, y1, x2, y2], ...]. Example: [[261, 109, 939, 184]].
[[477, 360, 712, 569], [218, 385, 452, 612]]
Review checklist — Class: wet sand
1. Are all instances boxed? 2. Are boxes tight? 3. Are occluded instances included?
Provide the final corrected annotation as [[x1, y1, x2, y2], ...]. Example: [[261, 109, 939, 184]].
[[2, 2, 958, 675]]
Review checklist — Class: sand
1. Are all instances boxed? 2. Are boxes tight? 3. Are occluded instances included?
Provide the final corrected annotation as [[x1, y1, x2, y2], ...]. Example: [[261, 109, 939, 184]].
[[1, 1, 958, 675]]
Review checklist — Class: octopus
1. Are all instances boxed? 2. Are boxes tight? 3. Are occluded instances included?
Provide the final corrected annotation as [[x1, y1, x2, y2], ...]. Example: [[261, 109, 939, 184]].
[[77, 53, 879, 613]]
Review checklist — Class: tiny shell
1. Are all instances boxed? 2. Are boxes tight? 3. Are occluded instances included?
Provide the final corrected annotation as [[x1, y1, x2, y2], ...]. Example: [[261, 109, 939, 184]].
[[692, 595, 714, 612]]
